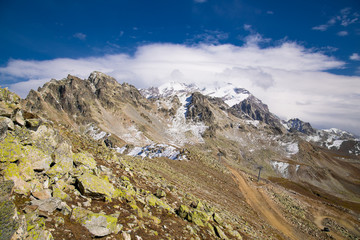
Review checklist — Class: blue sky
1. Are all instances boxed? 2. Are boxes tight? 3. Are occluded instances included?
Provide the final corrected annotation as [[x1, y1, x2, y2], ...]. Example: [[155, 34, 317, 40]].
[[0, 0, 360, 135]]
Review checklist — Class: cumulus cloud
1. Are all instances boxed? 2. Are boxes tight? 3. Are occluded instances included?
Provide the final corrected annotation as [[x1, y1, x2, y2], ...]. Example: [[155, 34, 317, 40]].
[[350, 53, 360, 61], [1, 34, 360, 135]]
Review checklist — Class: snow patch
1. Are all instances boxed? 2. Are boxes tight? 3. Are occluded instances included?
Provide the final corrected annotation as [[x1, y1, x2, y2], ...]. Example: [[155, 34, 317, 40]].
[[85, 124, 108, 140], [166, 93, 208, 146], [121, 125, 153, 145], [271, 161, 290, 178], [126, 144, 186, 160], [245, 120, 260, 127]]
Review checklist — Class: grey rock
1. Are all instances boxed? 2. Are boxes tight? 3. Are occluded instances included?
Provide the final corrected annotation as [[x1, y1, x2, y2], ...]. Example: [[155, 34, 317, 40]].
[[31, 197, 62, 213], [0, 119, 8, 142], [13, 110, 25, 126]]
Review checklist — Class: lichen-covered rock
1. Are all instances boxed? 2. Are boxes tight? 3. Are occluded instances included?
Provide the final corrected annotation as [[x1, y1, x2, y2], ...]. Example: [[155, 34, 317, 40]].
[[0, 180, 19, 240], [25, 118, 41, 130], [0, 117, 14, 130], [213, 225, 228, 240], [213, 212, 223, 225], [155, 188, 166, 198], [13, 110, 25, 126], [177, 204, 190, 219], [0, 135, 22, 163], [76, 172, 115, 199], [71, 207, 121, 237], [0, 87, 20, 104], [52, 187, 70, 200], [186, 210, 211, 227], [2, 163, 31, 194], [72, 152, 97, 170], [146, 195, 173, 212], [23, 145, 52, 172], [46, 157, 73, 179], [0, 119, 8, 142], [30, 125, 58, 154], [26, 212, 54, 240]]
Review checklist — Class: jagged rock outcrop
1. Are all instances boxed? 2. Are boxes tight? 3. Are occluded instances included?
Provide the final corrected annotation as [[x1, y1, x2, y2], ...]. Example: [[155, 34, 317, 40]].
[[186, 92, 215, 124], [286, 118, 316, 134], [229, 95, 282, 128], [25, 72, 147, 126]]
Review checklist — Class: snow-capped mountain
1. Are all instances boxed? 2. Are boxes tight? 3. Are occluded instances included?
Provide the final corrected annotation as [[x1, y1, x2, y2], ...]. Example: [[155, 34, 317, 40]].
[[141, 81, 250, 107]]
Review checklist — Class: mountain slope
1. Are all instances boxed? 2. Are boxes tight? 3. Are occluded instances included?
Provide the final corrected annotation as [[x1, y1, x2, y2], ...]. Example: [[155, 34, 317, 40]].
[[2, 72, 358, 239]]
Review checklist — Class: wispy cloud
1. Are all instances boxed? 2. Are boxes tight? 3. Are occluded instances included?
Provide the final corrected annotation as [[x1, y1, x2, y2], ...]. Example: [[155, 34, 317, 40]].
[[266, 10, 274, 15], [73, 32, 87, 40], [350, 53, 360, 61], [312, 7, 359, 32], [194, 0, 207, 3], [337, 30, 348, 36], [1, 33, 360, 135], [188, 30, 229, 44]]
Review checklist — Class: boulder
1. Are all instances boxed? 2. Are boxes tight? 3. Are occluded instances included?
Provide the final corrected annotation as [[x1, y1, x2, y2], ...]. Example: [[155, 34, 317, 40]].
[[0, 180, 21, 240], [23, 145, 52, 172], [13, 110, 25, 126], [0, 119, 8, 142], [32, 189, 52, 200], [177, 205, 190, 219], [25, 118, 41, 130], [155, 188, 166, 198], [72, 152, 97, 170], [214, 225, 228, 240], [76, 172, 115, 199], [2, 163, 31, 194], [71, 207, 121, 237], [30, 197, 62, 213], [0, 117, 14, 130], [46, 157, 73, 179]]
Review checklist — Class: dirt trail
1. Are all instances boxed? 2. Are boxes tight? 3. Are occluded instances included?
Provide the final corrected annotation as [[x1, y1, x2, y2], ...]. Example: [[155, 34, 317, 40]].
[[226, 165, 299, 240]]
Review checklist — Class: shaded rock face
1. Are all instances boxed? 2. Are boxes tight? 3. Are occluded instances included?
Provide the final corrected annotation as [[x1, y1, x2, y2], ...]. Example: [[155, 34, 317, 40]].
[[229, 95, 282, 129], [286, 118, 316, 134], [25, 71, 147, 125], [186, 92, 215, 124]]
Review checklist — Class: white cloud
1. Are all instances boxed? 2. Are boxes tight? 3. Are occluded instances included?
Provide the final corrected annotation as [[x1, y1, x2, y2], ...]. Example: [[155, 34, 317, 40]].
[[350, 53, 360, 61], [194, 0, 207, 3], [1, 35, 360, 135], [73, 32, 86, 40], [337, 30, 348, 36], [266, 11, 274, 15]]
